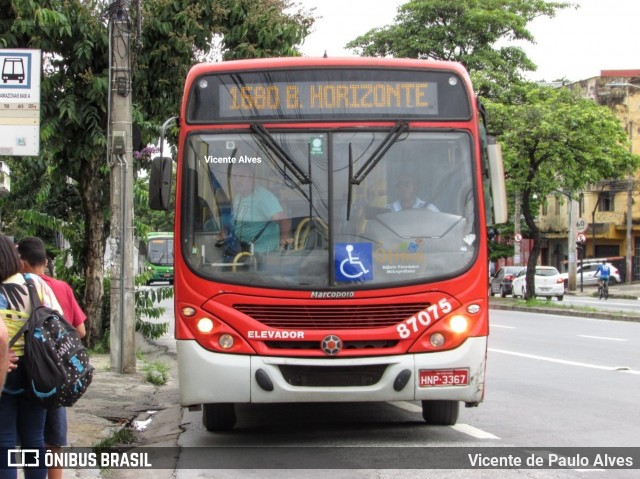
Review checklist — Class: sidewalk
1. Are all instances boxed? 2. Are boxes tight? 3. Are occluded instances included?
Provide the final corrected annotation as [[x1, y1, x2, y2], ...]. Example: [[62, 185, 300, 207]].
[[65, 333, 181, 479], [566, 279, 640, 299], [491, 280, 640, 322], [57, 285, 639, 478]]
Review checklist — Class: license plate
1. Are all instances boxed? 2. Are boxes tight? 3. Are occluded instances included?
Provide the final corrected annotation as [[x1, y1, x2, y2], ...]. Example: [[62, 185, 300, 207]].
[[419, 369, 469, 387]]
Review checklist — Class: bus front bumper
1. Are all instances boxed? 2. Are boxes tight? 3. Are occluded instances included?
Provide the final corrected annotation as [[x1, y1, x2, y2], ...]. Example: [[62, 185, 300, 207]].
[[177, 337, 486, 407]]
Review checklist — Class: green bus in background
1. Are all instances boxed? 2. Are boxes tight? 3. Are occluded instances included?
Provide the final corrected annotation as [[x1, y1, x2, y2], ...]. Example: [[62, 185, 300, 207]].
[[144, 232, 174, 285]]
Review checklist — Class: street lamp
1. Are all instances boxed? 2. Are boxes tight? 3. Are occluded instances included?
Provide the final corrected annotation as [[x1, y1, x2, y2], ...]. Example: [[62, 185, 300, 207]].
[[604, 82, 637, 284]]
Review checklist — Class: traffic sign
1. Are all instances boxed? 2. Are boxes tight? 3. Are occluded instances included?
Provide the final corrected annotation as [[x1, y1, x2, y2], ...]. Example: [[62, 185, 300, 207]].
[[577, 233, 586, 243], [576, 218, 588, 233], [514, 233, 522, 242]]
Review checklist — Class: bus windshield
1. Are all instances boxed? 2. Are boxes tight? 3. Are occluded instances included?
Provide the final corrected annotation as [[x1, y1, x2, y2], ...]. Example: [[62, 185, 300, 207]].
[[148, 236, 174, 266], [182, 129, 476, 289]]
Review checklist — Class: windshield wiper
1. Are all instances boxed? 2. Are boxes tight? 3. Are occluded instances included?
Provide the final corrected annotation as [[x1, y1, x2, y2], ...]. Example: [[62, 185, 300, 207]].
[[350, 121, 408, 185], [347, 121, 408, 220], [250, 123, 310, 184]]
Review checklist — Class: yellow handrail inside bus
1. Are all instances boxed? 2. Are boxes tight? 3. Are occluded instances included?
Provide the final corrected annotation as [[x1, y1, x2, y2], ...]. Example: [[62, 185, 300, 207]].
[[294, 217, 328, 250], [232, 252, 256, 272]]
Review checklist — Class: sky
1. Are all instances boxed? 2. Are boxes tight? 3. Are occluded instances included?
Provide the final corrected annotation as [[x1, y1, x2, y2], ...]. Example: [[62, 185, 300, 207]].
[[297, 0, 640, 82]]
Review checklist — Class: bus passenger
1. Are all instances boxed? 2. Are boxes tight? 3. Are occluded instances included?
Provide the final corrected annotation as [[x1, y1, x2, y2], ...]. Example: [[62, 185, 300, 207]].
[[231, 164, 293, 252], [387, 174, 439, 212]]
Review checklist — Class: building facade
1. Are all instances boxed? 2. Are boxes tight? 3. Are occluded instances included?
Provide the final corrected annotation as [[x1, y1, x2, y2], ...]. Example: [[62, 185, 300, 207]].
[[536, 70, 640, 280]]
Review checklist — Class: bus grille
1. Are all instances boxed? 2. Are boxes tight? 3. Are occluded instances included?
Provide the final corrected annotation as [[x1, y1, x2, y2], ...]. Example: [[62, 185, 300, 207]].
[[234, 303, 430, 329], [278, 365, 387, 387], [264, 340, 399, 350]]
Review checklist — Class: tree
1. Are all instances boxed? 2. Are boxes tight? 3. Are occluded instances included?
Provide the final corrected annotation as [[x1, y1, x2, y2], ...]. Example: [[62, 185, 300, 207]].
[[0, 0, 314, 345], [345, 0, 572, 96], [485, 83, 640, 299]]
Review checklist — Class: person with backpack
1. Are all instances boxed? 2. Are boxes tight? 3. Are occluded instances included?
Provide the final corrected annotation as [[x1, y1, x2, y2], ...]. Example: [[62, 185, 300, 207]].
[[0, 318, 7, 392], [0, 233, 62, 479], [17, 237, 88, 479], [595, 260, 612, 298]]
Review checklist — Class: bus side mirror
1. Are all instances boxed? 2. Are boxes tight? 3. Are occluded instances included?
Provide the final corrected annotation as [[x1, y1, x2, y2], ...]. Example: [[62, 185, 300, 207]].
[[486, 137, 508, 225], [149, 156, 172, 210]]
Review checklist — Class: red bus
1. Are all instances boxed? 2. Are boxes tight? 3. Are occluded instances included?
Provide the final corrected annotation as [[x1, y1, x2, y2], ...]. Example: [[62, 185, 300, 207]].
[[150, 57, 507, 431]]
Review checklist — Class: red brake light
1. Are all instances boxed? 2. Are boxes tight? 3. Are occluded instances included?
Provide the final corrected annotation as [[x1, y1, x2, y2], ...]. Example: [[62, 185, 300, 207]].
[[556, 278, 564, 284], [505, 275, 514, 281]]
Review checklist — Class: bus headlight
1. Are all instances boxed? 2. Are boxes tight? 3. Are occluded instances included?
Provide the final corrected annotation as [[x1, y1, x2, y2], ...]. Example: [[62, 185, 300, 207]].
[[197, 318, 214, 333], [429, 332, 446, 348], [218, 334, 234, 349], [449, 315, 468, 334]]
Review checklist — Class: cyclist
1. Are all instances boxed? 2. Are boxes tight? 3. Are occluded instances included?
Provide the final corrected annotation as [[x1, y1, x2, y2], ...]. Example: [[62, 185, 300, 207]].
[[595, 260, 611, 298]]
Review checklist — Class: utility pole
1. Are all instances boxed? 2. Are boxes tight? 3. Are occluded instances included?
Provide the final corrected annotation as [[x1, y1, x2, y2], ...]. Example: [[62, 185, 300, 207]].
[[625, 120, 634, 284], [567, 198, 578, 292], [108, 0, 136, 373]]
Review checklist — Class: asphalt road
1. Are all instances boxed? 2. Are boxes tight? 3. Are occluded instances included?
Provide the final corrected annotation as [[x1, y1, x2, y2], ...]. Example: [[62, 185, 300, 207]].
[[170, 307, 639, 478]]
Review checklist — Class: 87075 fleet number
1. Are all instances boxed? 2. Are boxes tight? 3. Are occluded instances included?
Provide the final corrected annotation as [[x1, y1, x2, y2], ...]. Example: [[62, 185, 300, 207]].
[[396, 298, 452, 339]]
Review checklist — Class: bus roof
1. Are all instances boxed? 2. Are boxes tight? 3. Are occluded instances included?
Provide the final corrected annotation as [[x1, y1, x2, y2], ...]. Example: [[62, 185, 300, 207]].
[[183, 57, 475, 124], [186, 56, 471, 82], [147, 232, 173, 238]]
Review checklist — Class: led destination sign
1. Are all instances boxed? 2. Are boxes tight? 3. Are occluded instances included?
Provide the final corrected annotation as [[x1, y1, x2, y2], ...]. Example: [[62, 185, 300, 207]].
[[220, 81, 438, 117], [187, 69, 471, 122]]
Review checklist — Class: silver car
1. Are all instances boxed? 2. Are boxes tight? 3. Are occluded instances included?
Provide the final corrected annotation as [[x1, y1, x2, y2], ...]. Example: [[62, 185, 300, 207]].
[[559, 262, 621, 287]]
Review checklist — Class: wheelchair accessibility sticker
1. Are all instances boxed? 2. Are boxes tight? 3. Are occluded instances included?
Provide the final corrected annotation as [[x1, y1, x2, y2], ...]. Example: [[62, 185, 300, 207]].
[[335, 243, 373, 282]]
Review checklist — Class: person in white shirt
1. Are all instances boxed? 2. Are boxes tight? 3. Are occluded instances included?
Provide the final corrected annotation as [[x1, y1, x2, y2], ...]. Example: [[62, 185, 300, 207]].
[[388, 174, 438, 212]]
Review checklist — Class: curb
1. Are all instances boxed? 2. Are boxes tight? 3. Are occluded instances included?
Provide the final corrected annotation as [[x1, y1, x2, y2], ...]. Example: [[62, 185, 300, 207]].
[[490, 301, 640, 323]]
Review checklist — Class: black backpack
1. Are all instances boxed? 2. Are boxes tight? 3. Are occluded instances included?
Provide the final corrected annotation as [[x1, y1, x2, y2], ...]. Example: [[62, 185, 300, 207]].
[[8, 278, 94, 408]]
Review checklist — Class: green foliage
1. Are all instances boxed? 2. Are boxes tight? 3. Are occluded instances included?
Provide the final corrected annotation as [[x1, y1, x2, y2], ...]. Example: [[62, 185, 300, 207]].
[[219, 0, 314, 60], [488, 226, 515, 262], [484, 82, 640, 297], [346, 0, 572, 96], [142, 360, 170, 385], [0, 0, 315, 345], [92, 427, 136, 451], [486, 84, 639, 199], [135, 284, 173, 340]]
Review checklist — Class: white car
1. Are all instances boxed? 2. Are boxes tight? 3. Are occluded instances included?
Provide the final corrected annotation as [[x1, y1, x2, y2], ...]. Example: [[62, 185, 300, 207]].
[[559, 262, 621, 287], [511, 266, 565, 301]]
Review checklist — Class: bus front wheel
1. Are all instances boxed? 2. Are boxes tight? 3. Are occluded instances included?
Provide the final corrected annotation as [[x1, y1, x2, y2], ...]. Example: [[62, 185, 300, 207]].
[[421, 400, 459, 425], [202, 403, 236, 432]]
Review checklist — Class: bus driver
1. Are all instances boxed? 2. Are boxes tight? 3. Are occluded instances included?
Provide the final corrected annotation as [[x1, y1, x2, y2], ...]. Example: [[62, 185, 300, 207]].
[[388, 174, 439, 212]]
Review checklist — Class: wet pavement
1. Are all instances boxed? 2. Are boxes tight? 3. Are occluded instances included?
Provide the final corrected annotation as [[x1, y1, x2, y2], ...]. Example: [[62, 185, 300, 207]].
[[49, 283, 640, 478], [65, 332, 180, 478]]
